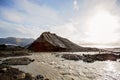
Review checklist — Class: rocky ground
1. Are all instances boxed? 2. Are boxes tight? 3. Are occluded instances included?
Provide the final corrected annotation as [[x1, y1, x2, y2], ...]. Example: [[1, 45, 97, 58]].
[[0, 64, 50, 80], [7, 52, 120, 80], [61, 53, 120, 63], [2, 57, 35, 65], [0, 57, 49, 80], [1, 52, 120, 80], [0, 64, 34, 80], [0, 51, 31, 57]]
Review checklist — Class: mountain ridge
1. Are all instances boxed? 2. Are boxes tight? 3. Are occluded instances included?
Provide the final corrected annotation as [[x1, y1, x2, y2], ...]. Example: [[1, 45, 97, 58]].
[[0, 37, 34, 47], [28, 32, 101, 52]]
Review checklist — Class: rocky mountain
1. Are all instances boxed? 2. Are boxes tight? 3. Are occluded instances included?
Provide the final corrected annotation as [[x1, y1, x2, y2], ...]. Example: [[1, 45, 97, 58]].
[[28, 32, 100, 52], [0, 37, 34, 47]]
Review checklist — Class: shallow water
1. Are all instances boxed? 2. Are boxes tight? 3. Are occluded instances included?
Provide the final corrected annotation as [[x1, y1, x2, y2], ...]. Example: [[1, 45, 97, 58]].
[[2, 52, 120, 80], [73, 60, 120, 80], [58, 52, 120, 80]]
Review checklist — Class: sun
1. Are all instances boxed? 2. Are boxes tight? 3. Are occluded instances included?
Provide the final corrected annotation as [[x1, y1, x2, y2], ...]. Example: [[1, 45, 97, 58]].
[[85, 10, 119, 46]]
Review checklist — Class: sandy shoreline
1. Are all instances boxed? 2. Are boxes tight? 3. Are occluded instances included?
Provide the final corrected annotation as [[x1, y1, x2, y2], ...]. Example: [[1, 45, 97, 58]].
[[2, 52, 120, 80]]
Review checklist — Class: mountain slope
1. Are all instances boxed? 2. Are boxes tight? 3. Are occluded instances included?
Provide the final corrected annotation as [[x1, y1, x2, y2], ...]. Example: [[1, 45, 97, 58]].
[[0, 37, 34, 47], [28, 32, 100, 52]]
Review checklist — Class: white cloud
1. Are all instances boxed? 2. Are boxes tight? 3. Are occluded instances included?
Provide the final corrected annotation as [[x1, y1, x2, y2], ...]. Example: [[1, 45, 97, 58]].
[[0, 19, 48, 39], [73, 0, 79, 11], [0, 0, 64, 26], [0, 0, 65, 38], [15, 0, 63, 26], [52, 0, 120, 47], [1, 0, 120, 47]]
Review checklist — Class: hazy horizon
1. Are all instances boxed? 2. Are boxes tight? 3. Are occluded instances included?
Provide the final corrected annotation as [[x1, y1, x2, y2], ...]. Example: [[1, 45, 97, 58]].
[[0, 0, 120, 48]]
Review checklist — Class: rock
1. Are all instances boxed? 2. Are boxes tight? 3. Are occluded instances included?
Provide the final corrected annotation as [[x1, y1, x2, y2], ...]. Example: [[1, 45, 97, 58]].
[[25, 73, 34, 80], [0, 50, 30, 58], [35, 75, 44, 80], [16, 73, 26, 79], [31, 59, 35, 62], [2, 57, 34, 65], [62, 54, 82, 61], [49, 61, 56, 65], [0, 68, 7, 73], [0, 61, 2, 64], [28, 32, 101, 52], [61, 53, 120, 63], [83, 58, 94, 63], [0, 65, 34, 80]]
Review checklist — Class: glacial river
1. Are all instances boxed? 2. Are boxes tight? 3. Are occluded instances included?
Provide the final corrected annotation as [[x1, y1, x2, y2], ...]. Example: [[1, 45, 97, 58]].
[[1, 52, 120, 80]]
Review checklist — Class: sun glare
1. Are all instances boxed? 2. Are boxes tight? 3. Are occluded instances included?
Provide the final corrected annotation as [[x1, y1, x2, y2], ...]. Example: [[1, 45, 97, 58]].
[[85, 10, 119, 45]]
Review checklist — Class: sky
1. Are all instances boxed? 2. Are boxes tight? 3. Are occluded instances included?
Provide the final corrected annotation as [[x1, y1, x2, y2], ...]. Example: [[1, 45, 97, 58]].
[[0, 0, 120, 48]]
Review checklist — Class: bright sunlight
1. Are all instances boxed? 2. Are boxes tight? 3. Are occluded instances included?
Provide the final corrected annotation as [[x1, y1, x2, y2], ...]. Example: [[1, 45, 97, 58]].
[[85, 10, 119, 45]]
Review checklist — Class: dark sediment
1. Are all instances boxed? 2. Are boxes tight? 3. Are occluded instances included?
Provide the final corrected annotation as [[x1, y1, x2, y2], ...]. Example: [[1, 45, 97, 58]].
[[61, 53, 120, 63], [2, 57, 35, 65]]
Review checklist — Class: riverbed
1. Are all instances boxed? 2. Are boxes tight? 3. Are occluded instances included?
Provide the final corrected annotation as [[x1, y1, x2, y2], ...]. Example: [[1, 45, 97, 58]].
[[2, 52, 120, 80]]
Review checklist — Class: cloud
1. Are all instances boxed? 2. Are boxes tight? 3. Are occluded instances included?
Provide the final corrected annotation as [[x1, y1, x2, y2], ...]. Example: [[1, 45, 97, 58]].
[[51, 0, 120, 47], [0, 0, 120, 48], [73, 0, 79, 11], [0, 9, 25, 23], [1, 0, 64, 26], [0, 0, 65, 38], [0, 20, 32, 37]]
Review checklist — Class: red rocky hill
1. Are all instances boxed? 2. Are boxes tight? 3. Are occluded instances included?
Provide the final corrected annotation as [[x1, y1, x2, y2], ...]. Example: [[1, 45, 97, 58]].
[[28, 32, 100, 52]]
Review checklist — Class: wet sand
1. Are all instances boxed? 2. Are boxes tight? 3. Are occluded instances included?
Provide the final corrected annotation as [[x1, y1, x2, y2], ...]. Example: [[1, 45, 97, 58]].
[[4, 52, 120, 80]]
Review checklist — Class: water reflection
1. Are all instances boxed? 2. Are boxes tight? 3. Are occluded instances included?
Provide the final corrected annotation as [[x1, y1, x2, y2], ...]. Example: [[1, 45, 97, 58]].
[[105, 61, 116, 72]]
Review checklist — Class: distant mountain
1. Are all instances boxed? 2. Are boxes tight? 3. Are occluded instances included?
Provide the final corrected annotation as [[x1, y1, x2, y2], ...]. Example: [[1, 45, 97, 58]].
[[104, 48, 120, 53], [28, 32, 101, 52], [0, 37, 34, 47]]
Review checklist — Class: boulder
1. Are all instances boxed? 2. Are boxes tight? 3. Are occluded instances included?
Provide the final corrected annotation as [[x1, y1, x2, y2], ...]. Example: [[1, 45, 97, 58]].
[[2, 57, 35, 65], [0, 65, 34, 80], [35, 75, 44, 80], [61, 53, 120, 63]]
